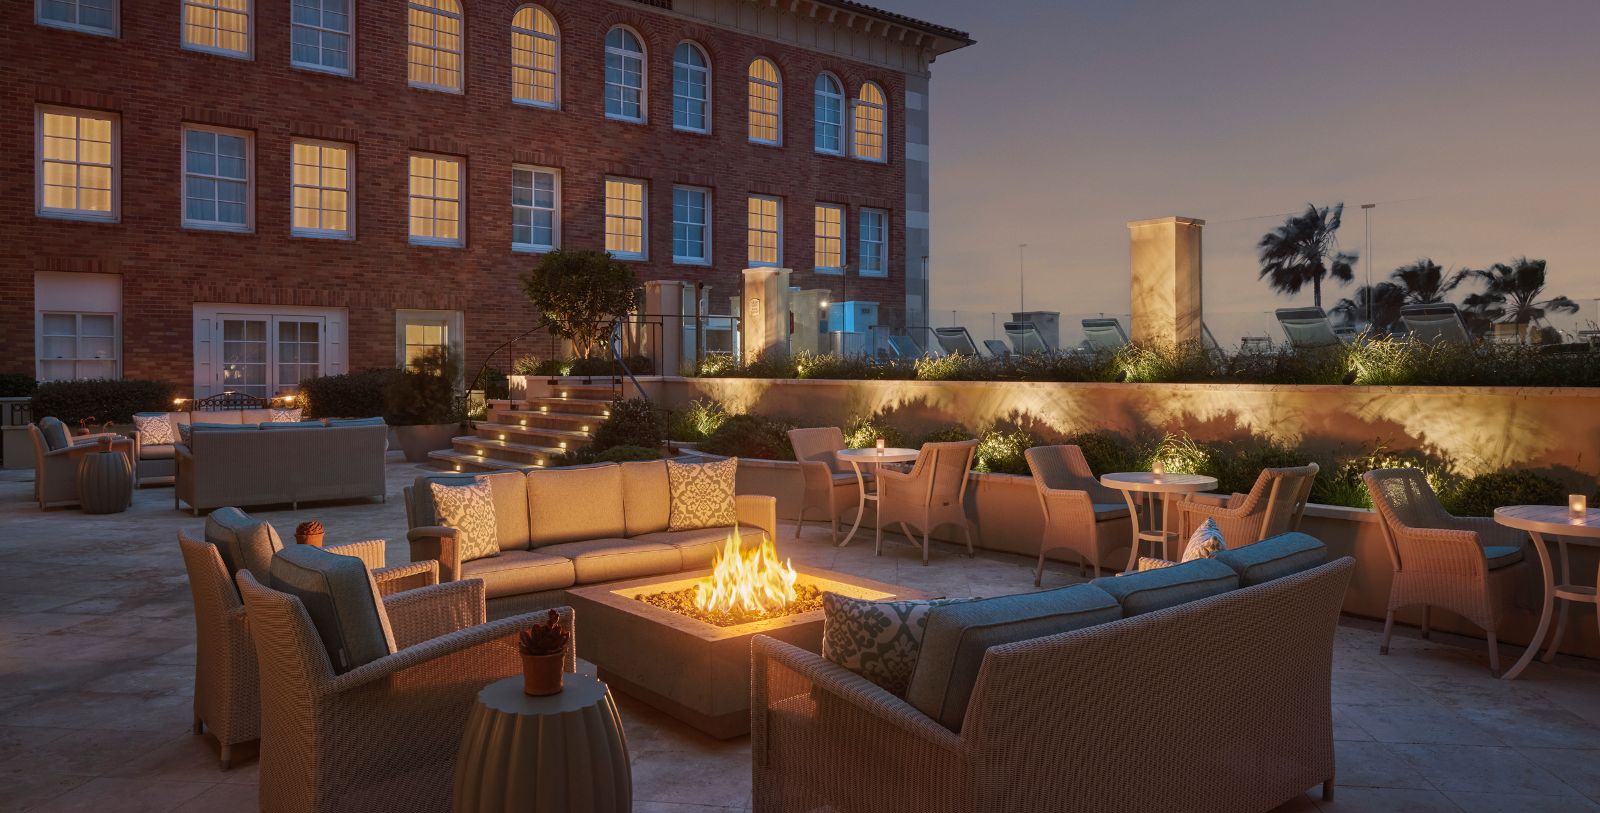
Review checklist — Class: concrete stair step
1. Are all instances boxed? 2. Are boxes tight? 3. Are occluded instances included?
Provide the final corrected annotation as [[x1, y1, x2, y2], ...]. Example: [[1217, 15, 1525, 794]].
[[427, 449, 540, 473], [451, 436, 570, 465], [473, 423, 593, 443], [487, 409, 599, 427]]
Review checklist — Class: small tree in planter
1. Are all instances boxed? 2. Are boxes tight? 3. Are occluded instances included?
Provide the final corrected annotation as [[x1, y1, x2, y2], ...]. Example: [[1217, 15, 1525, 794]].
[[519, 249, 643, 362], [385, 347, 467, 462]]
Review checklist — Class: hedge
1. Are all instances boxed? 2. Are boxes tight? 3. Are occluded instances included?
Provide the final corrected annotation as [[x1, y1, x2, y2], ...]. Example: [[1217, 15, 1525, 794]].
[[30, 379, 176, 425]]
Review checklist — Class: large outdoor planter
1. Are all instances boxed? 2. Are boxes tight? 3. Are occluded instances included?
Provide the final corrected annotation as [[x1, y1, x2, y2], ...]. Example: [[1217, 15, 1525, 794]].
[[393, 423, 459, 463]]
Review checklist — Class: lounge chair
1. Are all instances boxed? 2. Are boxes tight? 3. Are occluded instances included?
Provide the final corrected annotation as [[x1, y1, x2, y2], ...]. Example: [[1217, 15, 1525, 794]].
[[932, 327, 981, 357], [1275, 307, 1344, 349], [1399, 303, 1471, 344], [1080, 317, 1128, 353], [1003, 321, 1051, 354], [982, 339, 1011, 358], [886, 334, 923, 359]]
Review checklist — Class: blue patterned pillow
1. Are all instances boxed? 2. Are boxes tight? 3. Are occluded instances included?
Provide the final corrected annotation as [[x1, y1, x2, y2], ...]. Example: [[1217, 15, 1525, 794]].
[[1181, 517, 1227, 562], [822, 592, 963, 696]]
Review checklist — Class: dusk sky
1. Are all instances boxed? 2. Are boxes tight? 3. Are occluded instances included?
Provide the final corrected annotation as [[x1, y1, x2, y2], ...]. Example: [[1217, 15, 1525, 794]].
[[879, 0, 1600, 342]]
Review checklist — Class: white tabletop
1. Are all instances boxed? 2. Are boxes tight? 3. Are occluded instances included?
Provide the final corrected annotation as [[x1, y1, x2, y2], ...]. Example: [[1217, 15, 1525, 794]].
[[1100, 472, 1218, 494], [836, 447, 920, 464], [1493, 505, 1600, 540]]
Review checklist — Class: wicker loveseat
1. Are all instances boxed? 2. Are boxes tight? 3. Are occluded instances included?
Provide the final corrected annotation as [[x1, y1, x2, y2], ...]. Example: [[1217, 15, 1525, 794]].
[[134, 408, 289, 486], [405, 460, 778, 617], [175, 421, 388, 514]]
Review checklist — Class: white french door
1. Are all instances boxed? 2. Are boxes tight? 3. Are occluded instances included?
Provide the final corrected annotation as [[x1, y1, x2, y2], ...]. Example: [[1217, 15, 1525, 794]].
[[194, 305, 346, 397]]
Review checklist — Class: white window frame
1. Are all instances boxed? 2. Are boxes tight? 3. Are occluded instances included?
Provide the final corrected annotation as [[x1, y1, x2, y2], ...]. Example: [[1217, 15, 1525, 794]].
[[814, 203, 845, 275], [814, 72, 845, 155], [291, 138, 354, 239], [36, 0, 118, 36], [408, 153, 465, 248], [747, 58, 782, 146], [37, 311, 120, 382], [671, 185, 710, 266], [511, 5, 559, 109], [747, 194, 782, 268], [672, 41, 710, 134], [290, 0, 354, 76], [852, 81, 888, 163], [192, 304, 348, 398], [604, 176, 647, 261], [604, 26, 646, 123], [394, 310, 463, 386], [407, 0, 464, 93], [512, 164, 560, 253], [859, 207, 888, 277], [35, 106, 119, 223], [181, 125, 253, 233], [181, 0, 253, 59]]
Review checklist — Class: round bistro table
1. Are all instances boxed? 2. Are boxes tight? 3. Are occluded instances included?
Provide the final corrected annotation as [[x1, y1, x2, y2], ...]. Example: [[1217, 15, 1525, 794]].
[[1099, 472, 1219, 571], [835, 447, 920, 548], [1493, 505, 1600, 681], [453, 674, 631, 813]]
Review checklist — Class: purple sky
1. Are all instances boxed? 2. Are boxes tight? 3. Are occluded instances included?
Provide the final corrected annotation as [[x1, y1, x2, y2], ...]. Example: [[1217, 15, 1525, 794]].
[[881, 0, 1600, 341]]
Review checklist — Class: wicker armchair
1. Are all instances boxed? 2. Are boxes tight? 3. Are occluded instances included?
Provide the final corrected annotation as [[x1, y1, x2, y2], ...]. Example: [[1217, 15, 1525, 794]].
[[1024, 445, 1136, 583], [236, 571, 575, 813], [177, 533, 439, 769], [1363, 468, 1528, 674], [26, 424, 135, 509], [1176, 463, 1319, 546], [787, 427, 868, 543], [876, 440, 979, 565]]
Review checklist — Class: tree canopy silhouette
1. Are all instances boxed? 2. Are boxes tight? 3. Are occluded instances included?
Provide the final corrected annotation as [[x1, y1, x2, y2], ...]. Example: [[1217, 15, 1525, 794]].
[[1461, 257, 1579, 343], [1257, 203, 1358, 309]]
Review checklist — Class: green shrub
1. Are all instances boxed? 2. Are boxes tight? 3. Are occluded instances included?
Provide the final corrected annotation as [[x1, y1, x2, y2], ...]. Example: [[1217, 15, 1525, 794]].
[[300, 368, 398, 419], [668, 398, 728, 442], [921, 424, 976, 444], [699, 414, 795, 460], [1060, 431, 1146, 476], [592, 397, 663, 451], [30, 379, 176, 424], [973, 426, 1036, 475], [1113, 342, 1214, 384], [551, 446, 598, 467], [0, 373, 36, 398], [913, 353, 999, 381], [475, 366, 509, 400], [1442, 469, 1568, 517], [384, 348, 466, 426], [596, 445, 664, 463], [794, 351, 915, 380], [842, 413, 907, 449], [691, 354, 742, 377]]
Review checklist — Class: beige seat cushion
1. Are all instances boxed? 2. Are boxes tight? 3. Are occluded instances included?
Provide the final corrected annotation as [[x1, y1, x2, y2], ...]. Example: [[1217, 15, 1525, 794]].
[[460, 550, 576, 598], [411, 471, 531, 551], [194, 411, 244, 424], [632, 527, 768, 569], [140, 443, 176, 460], [239, 409, 274, 424], [620, 460, 671, 537], [538, 538, 681, 584], [527, 464, 626, 547]]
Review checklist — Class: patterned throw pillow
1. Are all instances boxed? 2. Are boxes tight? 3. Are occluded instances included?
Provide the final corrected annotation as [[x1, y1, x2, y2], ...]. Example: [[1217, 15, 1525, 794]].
[[178, 422, 192, 444], [429, 478, 501, 563], [132, 413, 178, 445], [1136, 556, 1177, 572], [822, 593, 958, 696], [666, 457, 738, 531], [1181, 517, 1227, 562], [269, 407, 303, 423]]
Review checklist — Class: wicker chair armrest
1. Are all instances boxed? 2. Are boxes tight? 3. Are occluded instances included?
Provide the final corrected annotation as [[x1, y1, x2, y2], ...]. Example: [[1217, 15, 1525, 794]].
[[381, 579, 487, 649], [1184, 492, 1235, 509], [373, 560, 441, 596], [174, 444, 193, 461], [795, 459, 836, 488], [1391, 525, 1494, 573], [406, 526, 462, 582], [70, 432, 125, 446], [331, 606, 574, 695], [876, 465, 915, 498], [736, 494, 778, 541], [326, 539, 387, 570], [1038, 487, 1098, 527], [1445, 515, 1529, 549]]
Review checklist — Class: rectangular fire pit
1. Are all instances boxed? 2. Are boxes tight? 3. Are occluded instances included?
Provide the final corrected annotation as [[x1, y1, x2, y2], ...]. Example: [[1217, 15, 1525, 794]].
[[567, 566, 923, 739]]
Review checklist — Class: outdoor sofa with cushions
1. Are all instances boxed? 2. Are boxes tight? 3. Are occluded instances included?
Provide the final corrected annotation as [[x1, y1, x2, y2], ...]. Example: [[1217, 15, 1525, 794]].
[[175, 421, 388, 514], [752, 532, 1352, 813], [404, 460, 779, 618], [25, 417, 136, 509], [133, 408, 286, 485]]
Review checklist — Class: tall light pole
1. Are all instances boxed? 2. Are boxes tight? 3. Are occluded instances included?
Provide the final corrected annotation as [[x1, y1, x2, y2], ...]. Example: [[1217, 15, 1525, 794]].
[[1017, 243, 1028, 313], [1360, 203, 1376, 326]]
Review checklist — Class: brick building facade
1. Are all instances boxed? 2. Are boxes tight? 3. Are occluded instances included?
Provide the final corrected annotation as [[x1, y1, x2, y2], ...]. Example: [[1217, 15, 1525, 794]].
[[0, 0, 968, 397]]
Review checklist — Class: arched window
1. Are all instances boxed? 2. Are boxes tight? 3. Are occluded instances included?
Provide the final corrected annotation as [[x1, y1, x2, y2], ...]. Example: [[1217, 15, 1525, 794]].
[[813, 73, 844, 155], [511, 5, 559, 108], [852, 82, 886, 161], [747, 58, 781, 145], [407, 0, 463, 92], [605, 27, 645, 122], [672, 42, 710, 133]]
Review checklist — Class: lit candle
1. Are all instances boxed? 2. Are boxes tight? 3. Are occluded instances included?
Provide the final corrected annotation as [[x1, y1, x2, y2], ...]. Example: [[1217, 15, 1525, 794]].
[[876, 438, 885, 453], [1572, 494, 1589, 519], [1152, 460, 1166, 477]]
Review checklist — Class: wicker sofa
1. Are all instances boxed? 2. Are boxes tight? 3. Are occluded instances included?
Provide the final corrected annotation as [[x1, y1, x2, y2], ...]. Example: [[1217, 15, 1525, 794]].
[[752, 533, 1354, 813], [175, 421, 388, 514], [405, 460, 778, 617], [134, 408, 289, 486]]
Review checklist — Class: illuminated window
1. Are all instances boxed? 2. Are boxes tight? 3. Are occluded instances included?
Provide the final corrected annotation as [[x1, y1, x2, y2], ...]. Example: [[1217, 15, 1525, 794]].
[[511, 5, 558, 108], [38, 312, 118, 382], [605, 27, 645, 122], [672, 186, 709, 264], [37, 0, 116, 35], [814, 204, 844, 274], [859, 208, 887, 277], [512, 165, 559, 252], [408, 0, 462, 92], [404, 321, 446, 367], [747, 58, 781, 145], [673, 42, 709, 133], [183, 0, 251, 57], [292, 140, 352, 238], [291, 0, 351, 75], [604, 177, 646, 260], [183, 126, 251, 231], [747, 195, 781, 267], [36, 107, 117, 221], [409, 154, 463, 246], [814, 74, 844, 154], [852, 82, 886, 162]]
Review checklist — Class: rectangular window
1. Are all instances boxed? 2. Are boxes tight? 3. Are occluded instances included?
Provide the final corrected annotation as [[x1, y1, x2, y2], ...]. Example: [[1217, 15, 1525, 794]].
[[292, 140, 352, 238], [276, 320, 322, 390], [37, 107, 117, 221], [604, 177, 646, 260], [747, 195, 781, 267], [512, 165, 559, 252], [183, 0, 251, 58], [38, 312, 118, 382], [183, 126, 251, 231], [394, 309, 461, 371], [814, 203, 845, 274], [37, 0, 117, 35], [860, 208, 887, 277], [409, 153, 463, 246], [672, 186, 709, 265], [404, 322, 447, 367], [291, 0, 351, 75]]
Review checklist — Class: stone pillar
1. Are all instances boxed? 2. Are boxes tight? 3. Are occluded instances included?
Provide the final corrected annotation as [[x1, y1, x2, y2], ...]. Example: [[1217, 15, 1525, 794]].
[[641, 280, 686, 376], [741, 268, 792, 363], [789, 289, 829, 355], [1128, 217, 1205, 346]]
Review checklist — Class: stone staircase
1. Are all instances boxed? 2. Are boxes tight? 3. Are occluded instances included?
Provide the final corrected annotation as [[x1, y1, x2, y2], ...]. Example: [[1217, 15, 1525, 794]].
[[428, 382, 619, 472]]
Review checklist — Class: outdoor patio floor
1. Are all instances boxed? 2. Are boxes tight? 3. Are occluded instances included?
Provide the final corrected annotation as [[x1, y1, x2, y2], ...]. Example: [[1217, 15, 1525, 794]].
[[2, 455, 1599, 812]]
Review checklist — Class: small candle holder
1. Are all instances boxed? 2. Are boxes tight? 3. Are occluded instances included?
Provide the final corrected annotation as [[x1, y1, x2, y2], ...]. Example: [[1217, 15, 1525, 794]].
[[1151, 460, 1166, 479], [875, 438, 885, 454], [1572, 494, 1589, 520]]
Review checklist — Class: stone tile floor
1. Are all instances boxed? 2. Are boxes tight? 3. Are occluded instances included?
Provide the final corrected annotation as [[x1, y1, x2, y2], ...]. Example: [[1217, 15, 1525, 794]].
[[2, 455, 1599, 812]]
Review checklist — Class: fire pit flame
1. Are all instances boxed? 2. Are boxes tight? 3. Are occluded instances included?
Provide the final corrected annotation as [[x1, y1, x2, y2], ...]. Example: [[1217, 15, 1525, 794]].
[[693, 533, 798, 616]]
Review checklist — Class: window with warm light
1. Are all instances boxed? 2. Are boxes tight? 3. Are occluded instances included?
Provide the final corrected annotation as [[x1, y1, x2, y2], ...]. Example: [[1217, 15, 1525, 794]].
[[814, 73, 844, 154], [408, 0, 463, 92], [604, 177, 646, 260], [747, 58, 781, 145], [404, 322, 448, 367], [37, 107, 117, 221], [511, 5, 558, 108], [859, 207, 887, 277], [291, 140, 352, 238], [291, 0, 351, 75], [605, 27, 645, 122], [409, 154, 463, 246], [673, 42, 709, 133], [38, 312, 118, 381], [853, 82, 886, 162], [747, 195, 781, 267], [182, 126, 251, 231], [37, 0, 116, 35], [814, 203, 844, 274], [512, 165, 559, 252], [183, 0, 251, 57], [672, 185, 709, 264]]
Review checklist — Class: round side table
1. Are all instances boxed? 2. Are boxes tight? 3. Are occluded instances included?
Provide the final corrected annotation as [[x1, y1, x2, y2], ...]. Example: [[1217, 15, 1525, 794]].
[[1493, 505, 1600, 681], [453, 673, 631, 813], [834, 447, 920, 548], [1099, 472, 1218, 570]]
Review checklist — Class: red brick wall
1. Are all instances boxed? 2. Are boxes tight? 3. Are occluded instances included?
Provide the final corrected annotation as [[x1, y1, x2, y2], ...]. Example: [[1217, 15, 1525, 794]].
[[0, 0, 908, 387]]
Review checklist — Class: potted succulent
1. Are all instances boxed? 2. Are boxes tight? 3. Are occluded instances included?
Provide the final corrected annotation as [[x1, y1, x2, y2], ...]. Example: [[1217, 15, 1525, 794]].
[[385, 347, 468, 463], [294, 520, 325, 547], [517, 609, 570, 696]]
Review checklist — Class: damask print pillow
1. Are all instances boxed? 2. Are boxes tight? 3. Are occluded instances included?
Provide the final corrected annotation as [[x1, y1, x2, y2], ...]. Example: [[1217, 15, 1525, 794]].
[[1136, 556, 1177, 572], [268, 407, 304, 423], [132, 413, 178, 445], [666, 457, 739, 531], [1181, 517, 1227, 562], [822, 592, 963, 696], [429, 478, 501, 563]]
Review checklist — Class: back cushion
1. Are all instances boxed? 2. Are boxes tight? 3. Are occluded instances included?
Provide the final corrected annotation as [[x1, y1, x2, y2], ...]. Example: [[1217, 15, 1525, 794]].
[[620, 460, 671, 536], [198, 411, 245, 425], [327, 417, 386, 427], [1213, 532, 1327, 586], [259, 421, 324, 430], [411, 471, 530, 551], [269, 545, 396, 674], [906, 584, 1122, 731], [527, 464, 626, 546], [37, 417, 70, 451], [1091, 559, 1239, 616], [239, 409, 274, 424], [205, 507, 284, 582]]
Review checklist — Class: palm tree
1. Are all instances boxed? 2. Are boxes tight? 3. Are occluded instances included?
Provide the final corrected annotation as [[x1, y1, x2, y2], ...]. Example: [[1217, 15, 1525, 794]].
[[1389, 258, 1463, 305], [1332, 282, 1405, 334], [1257, 203, 1358, 309], [1461, 257, 1580, 343]]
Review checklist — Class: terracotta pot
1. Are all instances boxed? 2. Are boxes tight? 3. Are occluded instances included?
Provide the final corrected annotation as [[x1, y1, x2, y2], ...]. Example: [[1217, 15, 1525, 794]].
[[296, 531, 325, 547], [521, 652, 564, 696]]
